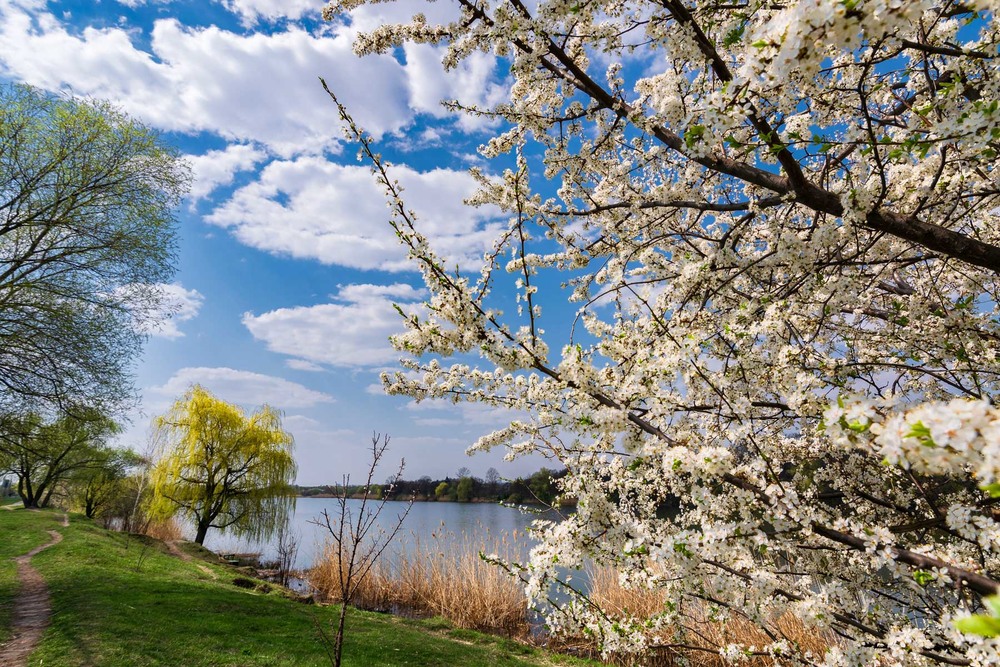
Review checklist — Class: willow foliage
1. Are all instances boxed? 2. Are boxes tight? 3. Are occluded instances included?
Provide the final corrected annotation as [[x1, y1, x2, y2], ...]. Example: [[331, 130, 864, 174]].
[[150, 385, 296, 545]]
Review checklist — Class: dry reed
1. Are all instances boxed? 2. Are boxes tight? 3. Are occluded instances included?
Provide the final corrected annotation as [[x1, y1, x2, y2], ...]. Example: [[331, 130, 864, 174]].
[[586, 565, 833, 666], [309, 525, 529, 637], [312, 534, 833, 665], [142, 517, 184, 541]]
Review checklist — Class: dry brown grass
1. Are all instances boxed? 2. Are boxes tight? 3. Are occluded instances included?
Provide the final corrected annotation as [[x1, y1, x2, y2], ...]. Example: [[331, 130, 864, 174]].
[[309, 526, 529, 637], [312, 538, 833, 666], [142, 517, 184, 542], [586, 566, 834, 666], [309, 544, 395, 609]]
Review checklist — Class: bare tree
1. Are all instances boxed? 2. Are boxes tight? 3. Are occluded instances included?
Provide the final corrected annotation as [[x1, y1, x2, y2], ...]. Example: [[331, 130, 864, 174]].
[[313, 433, 411, 667], [485, 467, 500, 498], [274, 522, 299, 588]]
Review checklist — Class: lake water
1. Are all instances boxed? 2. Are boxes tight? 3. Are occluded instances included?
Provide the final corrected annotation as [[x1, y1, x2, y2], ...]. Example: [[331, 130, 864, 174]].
[[198, 498, 560, 570]]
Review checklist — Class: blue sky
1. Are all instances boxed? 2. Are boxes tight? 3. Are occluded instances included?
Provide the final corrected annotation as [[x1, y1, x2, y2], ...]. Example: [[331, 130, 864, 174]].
[[0, 0, 553, 484]]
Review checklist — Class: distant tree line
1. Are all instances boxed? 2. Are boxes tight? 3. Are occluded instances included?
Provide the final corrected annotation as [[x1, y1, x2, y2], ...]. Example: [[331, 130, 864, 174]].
[[296, 466, 568, 506]]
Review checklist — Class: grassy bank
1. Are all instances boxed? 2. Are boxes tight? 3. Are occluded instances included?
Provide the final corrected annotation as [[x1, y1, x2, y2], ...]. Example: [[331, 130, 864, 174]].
[[0, 507, 594, 666]]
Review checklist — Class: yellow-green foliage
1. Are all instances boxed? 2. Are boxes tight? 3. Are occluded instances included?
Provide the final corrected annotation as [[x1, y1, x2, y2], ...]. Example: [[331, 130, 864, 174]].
[[149, 385, 296, 543]]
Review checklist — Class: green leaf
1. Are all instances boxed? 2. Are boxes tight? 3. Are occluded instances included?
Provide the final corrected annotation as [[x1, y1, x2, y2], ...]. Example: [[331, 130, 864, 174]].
[[987, 596, 1000, 617], [905, 421, 935, 447], [684, 124, 706, 149], [723, 23, 746, 47], [983, 483, 1000, 498], [954, 614, 1000, 638], [847, 420, 871, 433]]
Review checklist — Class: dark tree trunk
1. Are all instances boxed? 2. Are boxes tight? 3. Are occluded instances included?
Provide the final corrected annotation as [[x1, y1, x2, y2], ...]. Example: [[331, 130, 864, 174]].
[[333, 602, 347, 667], [18, 476, 38, 508], [194, 520, 210, 545]]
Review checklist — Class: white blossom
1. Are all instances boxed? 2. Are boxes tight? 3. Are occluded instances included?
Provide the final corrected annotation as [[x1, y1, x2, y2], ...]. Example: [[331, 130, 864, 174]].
[[325, 1, 1000, 663]]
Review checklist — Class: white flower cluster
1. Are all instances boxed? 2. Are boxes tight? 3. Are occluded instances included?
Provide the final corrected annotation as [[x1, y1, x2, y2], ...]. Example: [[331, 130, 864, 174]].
[[826, 398, 1000, 488], [326, 0, 1000, 664]]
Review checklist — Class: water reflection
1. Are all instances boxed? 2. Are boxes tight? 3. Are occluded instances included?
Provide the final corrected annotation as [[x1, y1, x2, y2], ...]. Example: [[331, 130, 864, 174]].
[[198, 498, 561, 570]]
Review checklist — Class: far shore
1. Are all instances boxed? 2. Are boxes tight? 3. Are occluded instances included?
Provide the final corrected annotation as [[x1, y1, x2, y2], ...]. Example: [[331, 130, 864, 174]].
[[296, 494, 577, 507]]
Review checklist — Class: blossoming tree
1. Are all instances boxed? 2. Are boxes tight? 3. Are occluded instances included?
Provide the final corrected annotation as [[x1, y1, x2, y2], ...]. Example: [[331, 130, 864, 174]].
[[324, 1, 1000, 664]]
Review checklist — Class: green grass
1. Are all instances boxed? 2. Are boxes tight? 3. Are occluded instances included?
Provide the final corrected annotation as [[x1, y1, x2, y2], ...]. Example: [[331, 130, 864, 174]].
[[1, 508, 595, 666]]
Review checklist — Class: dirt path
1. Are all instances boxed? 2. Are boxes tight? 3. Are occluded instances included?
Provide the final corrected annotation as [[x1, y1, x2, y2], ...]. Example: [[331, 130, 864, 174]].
[[165, 540, 217, 579], [0, 529, 63, 667], [164, 539, 190, 561]]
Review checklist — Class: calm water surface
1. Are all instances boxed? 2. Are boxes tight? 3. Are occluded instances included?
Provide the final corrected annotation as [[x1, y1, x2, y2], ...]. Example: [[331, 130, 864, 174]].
[[198, 498, 560, 570]]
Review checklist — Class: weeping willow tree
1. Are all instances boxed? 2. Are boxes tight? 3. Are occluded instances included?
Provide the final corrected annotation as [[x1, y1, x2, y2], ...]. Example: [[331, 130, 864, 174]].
[[149, 385, 296, 545]]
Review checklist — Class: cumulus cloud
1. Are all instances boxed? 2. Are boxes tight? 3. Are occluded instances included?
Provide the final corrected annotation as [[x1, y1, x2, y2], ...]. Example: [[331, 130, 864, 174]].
[[242, 283, 425, 368], [0, 2, 514, 158], [403, 44, 508, 132], [187, 144, 268, 201], [0, 5, 412, 155], [144, 283, 205, 339], [120, 282, 203, 339], [208, 157, 503, 271], [338, 3, 463, 38], [147, 366, 335, 409], [217, 0, 320, 25]]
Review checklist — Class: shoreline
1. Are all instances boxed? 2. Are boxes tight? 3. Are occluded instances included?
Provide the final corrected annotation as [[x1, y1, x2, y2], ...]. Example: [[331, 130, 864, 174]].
[[295, 494, 577, 507]]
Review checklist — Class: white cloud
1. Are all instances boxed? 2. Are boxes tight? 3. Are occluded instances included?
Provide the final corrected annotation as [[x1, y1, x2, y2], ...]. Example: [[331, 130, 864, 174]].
[[405, 399, 515, 428], [120, 282, 203, 339], [217, 0, 319, 25], [242, 283, 424, 368], [403, 44, 508, 132], [286, 359, 324, 372], [282, 414, 323, 430], [208, 156, 503, 271], [143, 283, 204, 339], [413, 417, 461, 427], [0, 6, 412, 155], [339, 4, 508, 132], [147, 366, 335, 409], [116, 0, 172, 7], [0, 2, 513, 158], [187, 144, 268, 201], [335, 283, 425, 302]]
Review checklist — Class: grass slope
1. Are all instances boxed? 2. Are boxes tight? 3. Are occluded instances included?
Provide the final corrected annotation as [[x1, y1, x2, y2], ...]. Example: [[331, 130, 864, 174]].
[[1, 508, 593, 667]]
